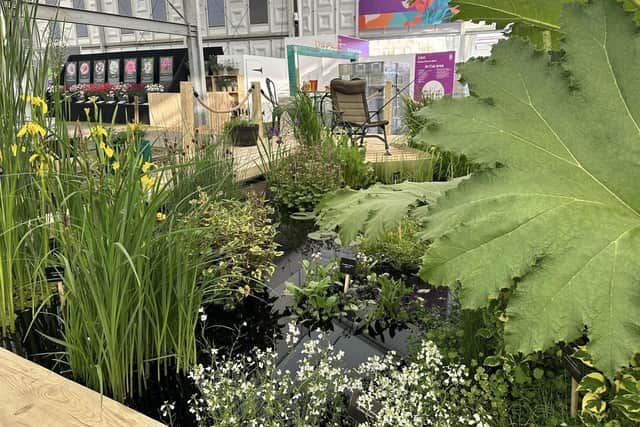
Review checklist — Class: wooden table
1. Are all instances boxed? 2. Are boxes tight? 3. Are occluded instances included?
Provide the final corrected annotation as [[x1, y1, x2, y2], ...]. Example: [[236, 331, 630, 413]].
[[0, 349, 163, 427]]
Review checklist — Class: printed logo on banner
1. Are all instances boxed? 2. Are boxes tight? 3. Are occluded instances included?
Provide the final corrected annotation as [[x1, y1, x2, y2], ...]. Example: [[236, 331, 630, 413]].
[[108, 59, 120, 83], [141, 58, 154, 84], [79, 61, 91, 84], [358, 0, 459, 30], [124, 58, 137, 83], [413, 51, 456, 100], [94, 60, 106, 83]]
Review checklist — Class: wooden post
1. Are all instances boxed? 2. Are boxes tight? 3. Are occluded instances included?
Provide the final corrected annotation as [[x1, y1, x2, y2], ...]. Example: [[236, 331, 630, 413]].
[[383, 80, 393, 130], [133, 96, 139, 124], [570, 378, 579, 418], [180, 81, 195, 156], [251, 81, 263, 137]]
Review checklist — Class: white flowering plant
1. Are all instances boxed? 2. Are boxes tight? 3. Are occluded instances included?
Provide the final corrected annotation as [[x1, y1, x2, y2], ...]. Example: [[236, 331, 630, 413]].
[[145, 83, 165, 93], [355, 340, 494, 427], [188, 328, 355, 426], [185, 322, 498, 427]]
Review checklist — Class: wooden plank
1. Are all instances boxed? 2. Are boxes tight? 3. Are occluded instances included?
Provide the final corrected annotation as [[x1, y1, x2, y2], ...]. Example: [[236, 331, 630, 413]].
[[147, 93, 182, 128], [180, 81, 195, 155], [0, 348, 163, 427]]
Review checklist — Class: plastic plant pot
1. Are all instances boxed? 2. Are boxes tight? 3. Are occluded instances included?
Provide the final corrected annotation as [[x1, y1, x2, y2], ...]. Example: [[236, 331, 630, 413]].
[[231, 124, 259, 147]]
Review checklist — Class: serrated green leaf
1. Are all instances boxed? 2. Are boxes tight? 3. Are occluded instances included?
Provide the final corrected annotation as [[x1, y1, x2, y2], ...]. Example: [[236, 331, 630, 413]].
[[316, 180, 462, 245], [418, 0, 640, 377]]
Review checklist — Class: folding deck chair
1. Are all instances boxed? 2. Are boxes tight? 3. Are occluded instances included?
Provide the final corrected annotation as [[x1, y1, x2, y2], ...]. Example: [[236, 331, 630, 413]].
[[329, 78, 391, 155]]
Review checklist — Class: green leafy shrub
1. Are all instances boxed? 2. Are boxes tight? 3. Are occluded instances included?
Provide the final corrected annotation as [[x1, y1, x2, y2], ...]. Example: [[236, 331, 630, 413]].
[[267, 143, 343, 212], [574, 350, 640, 426], [185, 192, 282, 309], [286, 258, 417, 332], [359, 218, 429, 271]]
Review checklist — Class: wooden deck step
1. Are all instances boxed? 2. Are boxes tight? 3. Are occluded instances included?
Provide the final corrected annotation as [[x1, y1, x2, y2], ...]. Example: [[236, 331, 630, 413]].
[[0, 349, 163, 427]]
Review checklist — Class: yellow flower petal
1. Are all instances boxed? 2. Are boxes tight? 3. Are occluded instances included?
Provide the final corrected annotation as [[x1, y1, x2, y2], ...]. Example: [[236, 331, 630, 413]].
[[16, 125, 27, 138], [140, 175, 156, 190], [20, 146, 26, 153], [29, 153, 39, 163], [11, 144, 17, 157], [142, 162, 157, 173], [104, 146, 114, 158], [156, 212, 166, 222], [112, 161, 120, 171]]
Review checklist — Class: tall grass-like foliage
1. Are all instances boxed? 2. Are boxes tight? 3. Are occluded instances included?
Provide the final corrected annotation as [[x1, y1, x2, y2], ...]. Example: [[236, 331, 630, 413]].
[[53, 125, 206, 401], [284, 92, 324, 146], [0, 0, 57, 334]]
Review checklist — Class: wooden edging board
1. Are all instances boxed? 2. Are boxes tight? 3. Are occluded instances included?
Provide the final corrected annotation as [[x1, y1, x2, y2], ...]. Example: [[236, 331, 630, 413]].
[[0, 348, 164, 427]]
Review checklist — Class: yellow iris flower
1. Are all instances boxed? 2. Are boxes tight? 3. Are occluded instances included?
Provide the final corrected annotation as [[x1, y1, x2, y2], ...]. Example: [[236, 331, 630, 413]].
[[16, 122, 46, 138], [140, 175, 156, 190], [11, 144, 17, 157], [156, 212, 167, 222], [90, 126, 108, 139], [29, 153, 39, 163], [104, 145, 114, 158], [112, 161, 120, 171], [36, 162, 48, 177], [22, 95, 48, 115], [142, 162, 157, 173]]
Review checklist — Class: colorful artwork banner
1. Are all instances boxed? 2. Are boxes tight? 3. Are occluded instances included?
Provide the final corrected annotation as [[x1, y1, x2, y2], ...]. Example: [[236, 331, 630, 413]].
[[108, 59, 120, 83], [413, 51, 456, 100], [124, 58, 137, 83], [141, 58, 154, 84], [338, 35, 370, 57], [78, 61, 91, 84], [94, 60, 106, 83], [359, 0, 459, 30], [159, 57, 173, 82]]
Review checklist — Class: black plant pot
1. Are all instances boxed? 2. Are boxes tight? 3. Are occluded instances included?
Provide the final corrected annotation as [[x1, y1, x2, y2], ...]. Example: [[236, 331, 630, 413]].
[[231, 124, 259, 147]]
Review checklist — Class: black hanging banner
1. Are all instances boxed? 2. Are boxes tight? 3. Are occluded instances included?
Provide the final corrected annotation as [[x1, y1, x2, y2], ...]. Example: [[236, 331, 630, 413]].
[[124, 58, 137, 83], [64, 62, 77, 85], [78, 61, 91, 84], [159, 56, 173, 83], [94, 60, 106, 83], [108, 59, 120, 83], [141, 57, 154, 84]]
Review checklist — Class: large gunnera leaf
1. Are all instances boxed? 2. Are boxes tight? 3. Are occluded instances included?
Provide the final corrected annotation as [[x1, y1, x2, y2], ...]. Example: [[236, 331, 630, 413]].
[[316, 181, 461, 246], [455, 1, 639, 49], [419, 0, 640, 377]]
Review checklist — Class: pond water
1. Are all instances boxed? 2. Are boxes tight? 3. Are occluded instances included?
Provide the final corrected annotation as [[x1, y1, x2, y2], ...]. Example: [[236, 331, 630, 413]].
[[0, 215, 447, 425]]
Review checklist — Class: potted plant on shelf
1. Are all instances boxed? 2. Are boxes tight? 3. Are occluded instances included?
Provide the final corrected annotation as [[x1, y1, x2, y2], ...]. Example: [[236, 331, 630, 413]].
[[224, 118, 259, 147], [225, 64, 238, 76]]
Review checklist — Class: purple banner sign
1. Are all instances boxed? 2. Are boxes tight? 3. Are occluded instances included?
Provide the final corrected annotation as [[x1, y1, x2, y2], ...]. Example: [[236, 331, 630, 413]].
[[414, 51, 456, 100], [338, 35, 370, 57]]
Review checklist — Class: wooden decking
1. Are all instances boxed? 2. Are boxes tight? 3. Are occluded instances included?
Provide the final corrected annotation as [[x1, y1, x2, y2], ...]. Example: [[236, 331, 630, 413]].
[[0, 349, 162, 427], [234, 135, 427, 181]]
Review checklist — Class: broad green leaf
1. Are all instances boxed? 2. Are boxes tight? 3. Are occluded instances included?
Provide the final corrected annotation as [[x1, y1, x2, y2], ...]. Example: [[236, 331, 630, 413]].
[[455, 0, 579, 48], [418, 0, 640, 377], [316, 180, 462, 246], [456, 0, 639, 49]]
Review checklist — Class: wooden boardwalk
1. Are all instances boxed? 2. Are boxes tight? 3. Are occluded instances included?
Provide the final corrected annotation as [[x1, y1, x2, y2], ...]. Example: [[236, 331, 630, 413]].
[[234, 135, 427, 181], [0, 349, 162, 427]]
